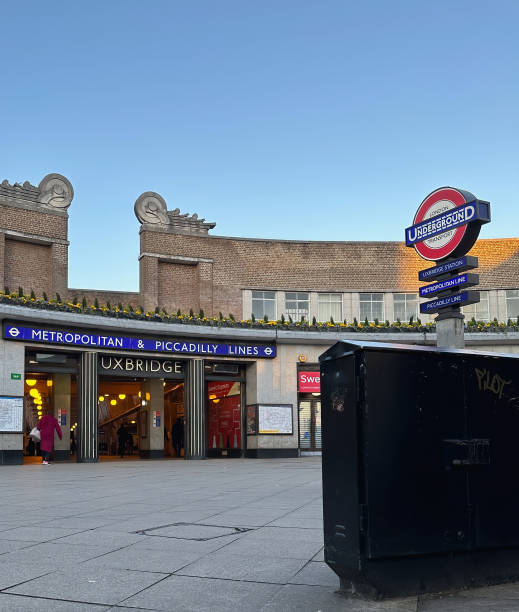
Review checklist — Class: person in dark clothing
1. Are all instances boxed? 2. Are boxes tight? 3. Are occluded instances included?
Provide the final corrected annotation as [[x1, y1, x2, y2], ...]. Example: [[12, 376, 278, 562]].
[[70, 430, 77, 455], [171, 418, 184, 458], [117, 424, 127, 458]]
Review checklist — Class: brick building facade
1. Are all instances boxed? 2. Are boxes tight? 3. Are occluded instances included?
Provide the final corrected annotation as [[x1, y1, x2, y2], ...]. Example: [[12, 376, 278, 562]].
[[0, 172, 518, 466], [2, 173, 519, 323]]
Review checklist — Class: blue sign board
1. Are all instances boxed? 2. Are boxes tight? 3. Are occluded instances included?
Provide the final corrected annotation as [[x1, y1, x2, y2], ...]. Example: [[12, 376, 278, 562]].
[[405, 200, 490, 247], [419, 273, 479, 298], [418, 256, 479, 282], [3, 324, 276, 359], [420, 291, 480, 314]]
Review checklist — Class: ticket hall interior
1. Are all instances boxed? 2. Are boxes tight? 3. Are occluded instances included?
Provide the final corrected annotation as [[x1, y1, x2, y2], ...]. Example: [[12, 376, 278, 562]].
[[22, 350, 246, 463]]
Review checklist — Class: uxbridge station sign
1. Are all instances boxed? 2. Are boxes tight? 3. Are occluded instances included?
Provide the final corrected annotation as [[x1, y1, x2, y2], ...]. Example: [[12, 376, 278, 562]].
[[405, 187, 491, 316]]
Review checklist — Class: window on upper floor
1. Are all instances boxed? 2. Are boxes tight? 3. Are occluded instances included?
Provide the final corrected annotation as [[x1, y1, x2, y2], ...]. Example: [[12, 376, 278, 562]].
[[463, 291, 490, 322], [506, 290, 519, 320], [394, 293, 419, 322], [251, 290, 276, 320], [285, 292, 309, 322], [318, 293, 342, 322], [359, 293, 384, 322]]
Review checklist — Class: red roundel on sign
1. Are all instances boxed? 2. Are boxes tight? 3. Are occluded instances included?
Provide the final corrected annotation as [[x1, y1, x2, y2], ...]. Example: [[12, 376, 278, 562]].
[[413, 187, 469, 261]]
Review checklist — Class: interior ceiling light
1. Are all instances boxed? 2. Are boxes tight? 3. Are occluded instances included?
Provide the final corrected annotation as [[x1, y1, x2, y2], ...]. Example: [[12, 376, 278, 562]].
[[34, 399, 42, 405], [46, 379, 53, 387], [212, 398, 220, 404], [131, 420, 136, 424], [138, 391, 142, 398], [110, 399, 117, 406], [145, 392, 151, 401], [25, 379, 36, 386], [98, 396, 104, 402], [209, 394, 217, 400], [29, 389, 40, 398], [118, 394, 126, 400]]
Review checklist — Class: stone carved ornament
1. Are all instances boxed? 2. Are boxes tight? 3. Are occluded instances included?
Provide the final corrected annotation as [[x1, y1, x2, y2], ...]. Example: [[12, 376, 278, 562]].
[[38, 174, 74, 209], [134, 191, 215, 235], [0, 173, 74, 209]]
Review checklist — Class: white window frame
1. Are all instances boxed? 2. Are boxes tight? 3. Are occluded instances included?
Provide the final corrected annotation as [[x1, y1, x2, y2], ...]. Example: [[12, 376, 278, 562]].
[[506, 289, 519, 320], [463, 291, 490, 322], [393, 293, 419, 322], [359, 293, 384, 322], [251, 290, 276, 320], [318, 293, 343, 322], [285, 292, 309, 322]]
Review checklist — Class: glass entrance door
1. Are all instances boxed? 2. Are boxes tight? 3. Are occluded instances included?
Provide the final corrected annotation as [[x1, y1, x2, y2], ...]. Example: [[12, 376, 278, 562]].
[[207, 381, 242, 457], [298, 397, 321, 451]]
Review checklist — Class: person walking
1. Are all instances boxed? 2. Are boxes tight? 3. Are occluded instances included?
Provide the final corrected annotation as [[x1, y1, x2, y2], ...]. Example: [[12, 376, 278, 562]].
[[171, 417, 184, 458], [37, 410, 62, 465], [117, 423, 127, 459]]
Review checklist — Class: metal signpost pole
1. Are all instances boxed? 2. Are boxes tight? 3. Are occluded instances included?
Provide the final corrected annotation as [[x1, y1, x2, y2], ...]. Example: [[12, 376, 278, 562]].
[[405, 187, 491, 349]]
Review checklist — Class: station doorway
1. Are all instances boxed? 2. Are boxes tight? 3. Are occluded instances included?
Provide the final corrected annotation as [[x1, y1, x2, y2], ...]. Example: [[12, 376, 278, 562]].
[[207, 381, 242, 458], [23, 372, 78, 464], [97, 379, 185, 459]]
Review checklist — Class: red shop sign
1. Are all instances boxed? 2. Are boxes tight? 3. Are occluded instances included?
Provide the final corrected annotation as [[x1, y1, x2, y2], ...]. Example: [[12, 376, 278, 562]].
[[298, 371, 320, 393]]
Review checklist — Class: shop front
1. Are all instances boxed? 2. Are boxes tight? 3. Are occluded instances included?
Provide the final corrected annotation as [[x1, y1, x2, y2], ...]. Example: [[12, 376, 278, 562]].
[[298, 367, 322, 454]]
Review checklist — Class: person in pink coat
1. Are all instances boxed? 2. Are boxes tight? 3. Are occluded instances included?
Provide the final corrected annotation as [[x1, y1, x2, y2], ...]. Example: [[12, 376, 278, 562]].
[[37, 411, 62, 464]]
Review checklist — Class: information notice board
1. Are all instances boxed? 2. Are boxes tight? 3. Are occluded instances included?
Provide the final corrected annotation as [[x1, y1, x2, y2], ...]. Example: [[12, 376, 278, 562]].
[[0, 396, 23, 432], [258, 404, 293, 435]]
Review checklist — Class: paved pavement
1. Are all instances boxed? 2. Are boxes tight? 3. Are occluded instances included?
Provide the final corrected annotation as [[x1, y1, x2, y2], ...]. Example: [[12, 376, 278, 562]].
[[0, 457, 518, 611]]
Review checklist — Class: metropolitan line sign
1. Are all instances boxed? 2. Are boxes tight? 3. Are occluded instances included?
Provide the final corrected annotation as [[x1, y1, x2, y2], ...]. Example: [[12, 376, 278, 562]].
[[3, 324, 276, 359]]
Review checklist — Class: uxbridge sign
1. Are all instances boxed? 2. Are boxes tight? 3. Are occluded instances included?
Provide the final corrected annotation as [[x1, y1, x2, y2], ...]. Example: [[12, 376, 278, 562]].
[[405, 187, 490, 261], [99, 356, 184, 378], [3, 323, 277, 358]]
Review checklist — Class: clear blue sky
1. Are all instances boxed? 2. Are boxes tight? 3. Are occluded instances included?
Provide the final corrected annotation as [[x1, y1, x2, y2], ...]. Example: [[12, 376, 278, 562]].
[[1, 1, 518, 291]]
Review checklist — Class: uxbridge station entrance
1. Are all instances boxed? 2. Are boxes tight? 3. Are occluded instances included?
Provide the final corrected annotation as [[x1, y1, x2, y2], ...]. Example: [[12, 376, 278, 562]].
[[20, 348, 247, 463], [4, 319, 258, 464]]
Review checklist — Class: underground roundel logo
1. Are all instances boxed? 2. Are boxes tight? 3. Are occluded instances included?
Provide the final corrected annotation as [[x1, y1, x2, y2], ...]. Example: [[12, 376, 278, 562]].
[[412, 187, 478, 261]]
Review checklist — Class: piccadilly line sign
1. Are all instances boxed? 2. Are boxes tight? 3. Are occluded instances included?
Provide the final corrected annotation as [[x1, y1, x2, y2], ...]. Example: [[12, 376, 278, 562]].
[[3, 324, 276, 359], [420, 291, 480, 314]]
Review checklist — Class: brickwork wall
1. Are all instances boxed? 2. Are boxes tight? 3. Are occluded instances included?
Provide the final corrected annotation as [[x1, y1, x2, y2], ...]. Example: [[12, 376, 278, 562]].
[[158, 261, 199, 313], [0, 198, 68, 299], [4, 239, 53, 296], [0, 204, 67, 240], [140, 230, 519, 317]]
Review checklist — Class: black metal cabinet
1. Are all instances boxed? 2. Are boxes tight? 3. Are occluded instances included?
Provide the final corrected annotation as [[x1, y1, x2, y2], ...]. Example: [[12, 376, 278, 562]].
[[320, 340, 519, 598]]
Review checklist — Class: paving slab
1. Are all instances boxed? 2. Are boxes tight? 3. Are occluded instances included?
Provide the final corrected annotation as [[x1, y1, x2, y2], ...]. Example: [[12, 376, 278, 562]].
[[79, 546, 201, 573], [221, 532, 324, 559], [122, 574, 281, 611], [0, 542, 119, 569], [0, 539, 39, 555], [177, 549, 307, 584], [0, 526, 87, 542], [0, 593, 110, 611], [0, 561, 53, 590], [54, 528, 146, 548], [288, 560, 339, 588], [4, 566, 167, 606]]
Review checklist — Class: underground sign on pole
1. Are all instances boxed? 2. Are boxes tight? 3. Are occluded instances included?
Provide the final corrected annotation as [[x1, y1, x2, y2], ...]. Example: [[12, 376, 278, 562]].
[[405, 187, 491, 349]]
